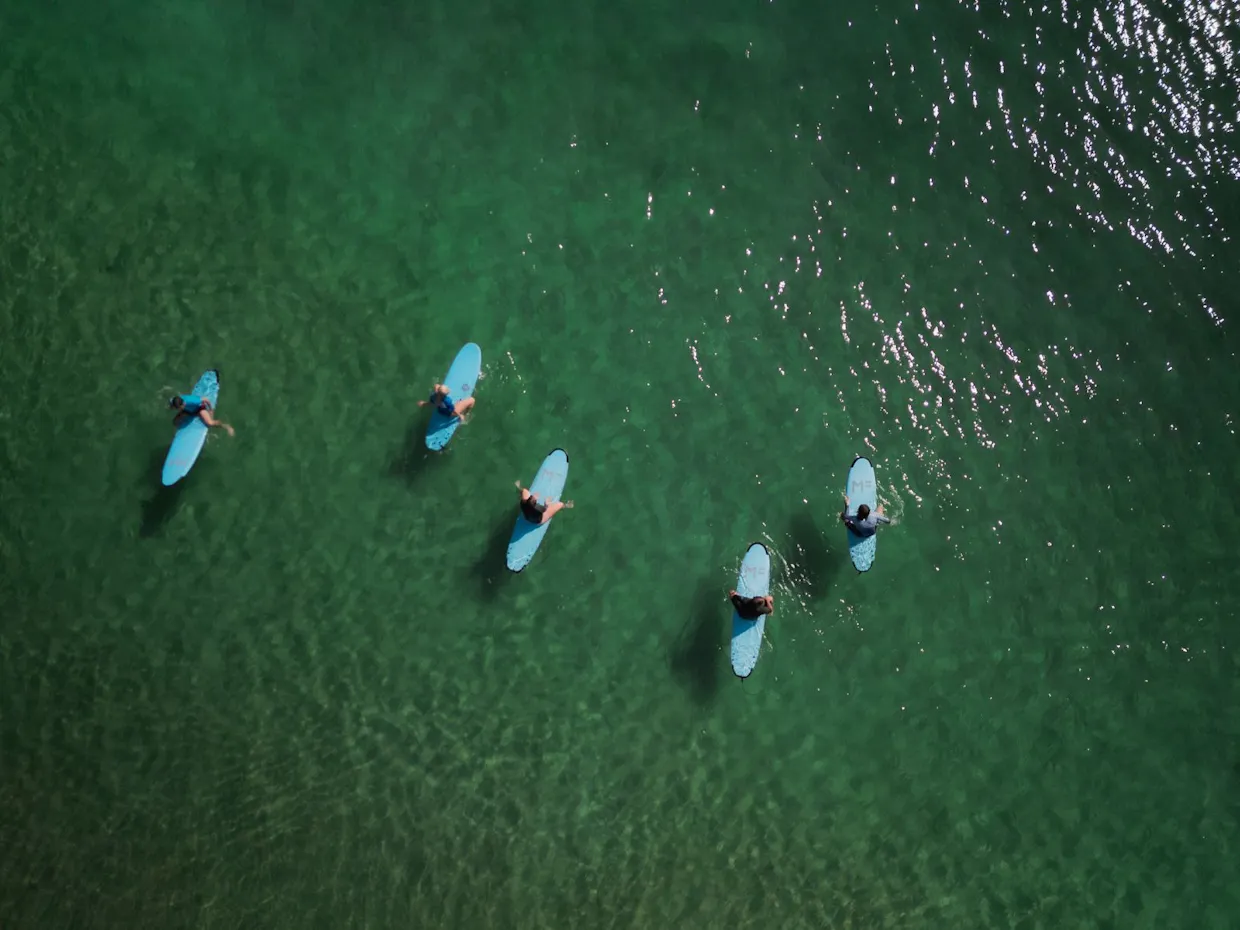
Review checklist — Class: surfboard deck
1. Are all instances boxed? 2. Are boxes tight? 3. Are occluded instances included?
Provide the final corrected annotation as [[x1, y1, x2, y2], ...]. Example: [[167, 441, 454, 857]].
[[845, 456, 878, 572], [730, 542, 771, 678], [161, 369, 220, 486], [426, 343, 482, 451], [506, 449, 569, 572]]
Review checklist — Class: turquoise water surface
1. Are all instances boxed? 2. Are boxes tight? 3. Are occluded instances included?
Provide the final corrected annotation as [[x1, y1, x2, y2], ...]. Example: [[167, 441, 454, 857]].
[[2, 0, 1238, 927]]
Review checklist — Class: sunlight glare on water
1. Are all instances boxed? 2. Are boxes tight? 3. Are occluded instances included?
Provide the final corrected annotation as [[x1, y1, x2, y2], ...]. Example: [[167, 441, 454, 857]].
[[676, 0, 1237, 513]]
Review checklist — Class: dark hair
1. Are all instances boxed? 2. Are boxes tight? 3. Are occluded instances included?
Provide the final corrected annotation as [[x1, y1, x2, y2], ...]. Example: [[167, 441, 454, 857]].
[[857, 504, 871, 520], [168, 396, 182, 409]]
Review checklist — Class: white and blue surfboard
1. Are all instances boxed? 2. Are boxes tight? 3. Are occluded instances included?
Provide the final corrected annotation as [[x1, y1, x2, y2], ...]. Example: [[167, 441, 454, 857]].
[[506, 449, 569, 572], [161, 369, 220, 486], [426, 343, 482, 451], [845, 456, 878, 572], [730, 542, 771, 679]]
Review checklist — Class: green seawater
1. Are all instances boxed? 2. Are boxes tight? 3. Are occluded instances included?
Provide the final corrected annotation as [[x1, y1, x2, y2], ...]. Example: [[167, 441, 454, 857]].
[[2, 0, 1238, 926]]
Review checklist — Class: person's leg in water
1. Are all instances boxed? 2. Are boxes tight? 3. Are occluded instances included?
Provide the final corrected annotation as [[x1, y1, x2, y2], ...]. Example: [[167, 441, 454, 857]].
[[452, 396, 475, 422], [197, 407, 236, 436], [539, 498, 573, 523]]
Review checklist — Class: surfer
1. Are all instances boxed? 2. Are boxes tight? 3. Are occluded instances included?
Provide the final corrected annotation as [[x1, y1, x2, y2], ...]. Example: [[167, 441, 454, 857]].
[[514, 481, 573, 525], [840, 496, 890, 537], [419, 383, 475, 423], [729, 590, 774, 620], [168, 394, 234, 436]]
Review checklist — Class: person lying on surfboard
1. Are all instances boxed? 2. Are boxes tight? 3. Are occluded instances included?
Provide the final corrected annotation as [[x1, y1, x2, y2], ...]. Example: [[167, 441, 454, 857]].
[[168, 393, 234, 436], [514, 481, 573, 525], [840, 496, 889, 537], [419, 383, 475, 423], [729, 591, 774, 621]]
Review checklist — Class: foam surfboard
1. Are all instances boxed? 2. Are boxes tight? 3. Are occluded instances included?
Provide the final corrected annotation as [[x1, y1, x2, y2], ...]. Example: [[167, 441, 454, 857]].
[[161, 369, 220, 486], [426, 343, 482, 451], [729, 542, 771, 678], [506, 449, 569, 572], [845, 456, 878, 572]]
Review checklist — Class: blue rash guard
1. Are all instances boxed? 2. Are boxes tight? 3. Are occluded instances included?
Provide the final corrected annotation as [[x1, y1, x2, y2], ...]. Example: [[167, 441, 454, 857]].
[[436, 393, 456, 417], [178, 393, 209, 415]]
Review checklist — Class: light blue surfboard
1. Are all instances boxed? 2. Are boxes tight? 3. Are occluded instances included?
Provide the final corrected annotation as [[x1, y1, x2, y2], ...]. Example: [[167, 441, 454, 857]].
[[161, 369, 220, 487], [845, 456, 878, 572], [730, 542, 771, 679], [426, 342, 482, 451], [506, 449, 570, 572]]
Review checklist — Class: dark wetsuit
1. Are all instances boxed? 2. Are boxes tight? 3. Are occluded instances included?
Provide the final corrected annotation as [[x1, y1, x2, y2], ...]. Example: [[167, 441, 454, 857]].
[[520, 497, 546, 524], [731, 593, 770, 621]]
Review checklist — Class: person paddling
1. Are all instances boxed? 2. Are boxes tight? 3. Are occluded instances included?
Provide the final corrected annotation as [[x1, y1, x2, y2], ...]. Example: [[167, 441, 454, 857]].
[[168, 392, 234, 436], [840, 495, 890, 537], [419, 383, 476, 423], [514, 480, 573, 525], [730, 590, 774, 620]]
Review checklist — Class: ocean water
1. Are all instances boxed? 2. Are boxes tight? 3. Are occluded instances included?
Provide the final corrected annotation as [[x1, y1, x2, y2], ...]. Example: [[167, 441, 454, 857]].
[[1, 0, 1238, 927]]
